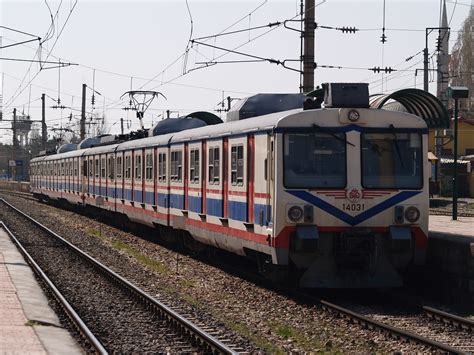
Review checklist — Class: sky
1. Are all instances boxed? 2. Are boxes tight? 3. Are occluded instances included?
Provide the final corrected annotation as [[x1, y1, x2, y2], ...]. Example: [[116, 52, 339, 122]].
[[0, 0, 473, 144]]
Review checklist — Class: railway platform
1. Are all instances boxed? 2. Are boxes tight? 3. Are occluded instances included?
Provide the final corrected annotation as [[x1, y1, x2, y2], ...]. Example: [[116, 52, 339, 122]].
[[427, 215, 474, 302], [429, 214, 474, 239], [0, 229, 81, 354]]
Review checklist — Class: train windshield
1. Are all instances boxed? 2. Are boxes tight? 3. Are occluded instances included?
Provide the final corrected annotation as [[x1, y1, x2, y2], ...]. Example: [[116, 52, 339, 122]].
[[284, 133, 346, 188], [361, 132, 422, 189]]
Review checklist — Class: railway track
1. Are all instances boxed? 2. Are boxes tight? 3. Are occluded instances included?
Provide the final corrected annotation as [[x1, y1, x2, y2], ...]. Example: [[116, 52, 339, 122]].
[[313, 296, 474, 354], [430, 209, 474, 217], [3, 191, 473, 353], [1, 222, 107, 354], [0, 198, 238, 354], [423, 306, 474, 332], [0, 190, 37, 202]]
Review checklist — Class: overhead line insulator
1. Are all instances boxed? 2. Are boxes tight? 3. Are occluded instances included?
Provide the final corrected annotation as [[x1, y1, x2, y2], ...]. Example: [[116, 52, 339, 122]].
[[369, 66, 395, 73]]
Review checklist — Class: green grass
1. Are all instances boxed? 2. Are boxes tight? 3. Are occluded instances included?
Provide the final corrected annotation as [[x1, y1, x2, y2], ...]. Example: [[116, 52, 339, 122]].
[[111, 240, 170, 274], [270, 322, 341, 353], [275, 323, 294, 339], [86, 228, 103, 238], [226, 320, 283, 354]]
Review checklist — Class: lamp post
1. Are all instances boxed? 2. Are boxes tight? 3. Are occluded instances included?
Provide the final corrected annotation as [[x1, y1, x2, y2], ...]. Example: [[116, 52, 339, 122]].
[[447, 86, 469, 220]]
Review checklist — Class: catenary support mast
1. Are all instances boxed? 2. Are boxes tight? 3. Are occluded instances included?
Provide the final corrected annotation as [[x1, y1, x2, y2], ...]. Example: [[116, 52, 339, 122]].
[[302, 0, 315, 93]]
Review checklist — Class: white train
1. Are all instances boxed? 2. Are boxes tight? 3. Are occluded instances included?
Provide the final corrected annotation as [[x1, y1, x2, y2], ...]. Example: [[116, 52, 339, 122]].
[[30, 83, 432, 288]]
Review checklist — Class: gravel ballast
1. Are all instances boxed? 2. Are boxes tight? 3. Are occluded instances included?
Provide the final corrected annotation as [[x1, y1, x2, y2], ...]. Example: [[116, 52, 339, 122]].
[[0, 194, 442, 353]]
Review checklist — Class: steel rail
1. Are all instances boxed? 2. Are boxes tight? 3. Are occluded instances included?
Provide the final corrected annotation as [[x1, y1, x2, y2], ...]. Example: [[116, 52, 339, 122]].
[[423, 306, 474, 332], [0, 198, 237, 355], [318, 299, 463, 354], [0, 221, 108, 354]]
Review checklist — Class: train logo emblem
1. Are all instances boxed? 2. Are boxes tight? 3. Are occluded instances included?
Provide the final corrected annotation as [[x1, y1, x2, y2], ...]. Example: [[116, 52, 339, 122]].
[[346, 187, 362, 203]]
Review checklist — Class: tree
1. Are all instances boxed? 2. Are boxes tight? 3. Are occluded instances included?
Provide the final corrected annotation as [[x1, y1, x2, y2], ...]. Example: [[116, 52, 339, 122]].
[[449, 7, 474, 119]]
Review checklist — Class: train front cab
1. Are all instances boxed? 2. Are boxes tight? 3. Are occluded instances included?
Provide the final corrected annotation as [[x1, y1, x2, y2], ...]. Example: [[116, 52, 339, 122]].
[[273, 108, 429, 288]]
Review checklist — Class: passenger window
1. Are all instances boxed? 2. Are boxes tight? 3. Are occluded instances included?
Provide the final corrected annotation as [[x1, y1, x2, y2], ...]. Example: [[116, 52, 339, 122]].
[[135, 154, 142, 180], [231, 145, 244, 186], [145, 153, 153, 181], [101, 157, 106, 179], [125, 156, 131, 179], [108, 156, 115, 180], [190, 149, 200, 183], [95, 159, 99, 178], [208, 147, 220, 184], [116, 156, 123, 179], [170, 150, 182, 182], [158, 152, 167, 182]]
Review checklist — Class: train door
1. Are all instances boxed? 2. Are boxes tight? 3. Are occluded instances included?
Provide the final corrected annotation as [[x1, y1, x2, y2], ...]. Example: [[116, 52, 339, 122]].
[[58, 160, 62, 192], [144, 148, 154, 205], [70, 158, 74, 193], [124, 151, 132, 201], [201, 141, 207, 214], [169, 145, 184, 211], [81, 156, 87, 199], [252, 133, 273, 228], [131, 150, 136, 203], [65, 159, 69, 192], [184, 144, 188, 211], [100, 155, 106, 196], [48, 161, 52, 190], [74, 158, 79, 194], [267, 134, 274, 227], [94, 156, 100, 196], [133, 149, 143, 204], [46, 161, 49, 190], [132, 149, 142, 202], [247, 134, 255, 225], [115, 151, 123, 201], [51, 161, 55, 191], [51, 161, 55, 190], [68, 159, 72, 192], [107, 153, 115, 201], [188, 142, 202, 214], [88, 156, 93, 195], [227, 136, 248, 222], [61, 159, 65, 192], [156, 147, 169, 225], [206, 140, 224, 218], [54, 161, 58, 191]]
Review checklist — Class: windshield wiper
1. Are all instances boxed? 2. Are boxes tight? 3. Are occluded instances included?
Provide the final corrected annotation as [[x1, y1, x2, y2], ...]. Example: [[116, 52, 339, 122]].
[[312, 124, 355, 147], [389, 124, 404, 168]]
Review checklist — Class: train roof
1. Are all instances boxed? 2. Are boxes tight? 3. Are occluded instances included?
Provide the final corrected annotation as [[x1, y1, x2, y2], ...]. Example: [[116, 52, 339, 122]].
[[31, 106, 426, 162]]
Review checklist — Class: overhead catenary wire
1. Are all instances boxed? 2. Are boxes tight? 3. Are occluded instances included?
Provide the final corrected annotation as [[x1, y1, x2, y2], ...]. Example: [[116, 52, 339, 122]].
[[4, 0, 78, 110], [182, 0, 194, 75]]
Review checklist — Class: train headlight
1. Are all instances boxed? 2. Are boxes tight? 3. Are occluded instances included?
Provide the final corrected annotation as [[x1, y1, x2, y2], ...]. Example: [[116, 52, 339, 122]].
[[405, 206, 420, 223], [348, 109, 360, 122], [288, 206, 304, 223]]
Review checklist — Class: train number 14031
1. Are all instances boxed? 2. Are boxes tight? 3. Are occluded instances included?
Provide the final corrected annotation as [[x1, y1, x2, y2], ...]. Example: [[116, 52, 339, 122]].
[[342, 203, 365, 212]]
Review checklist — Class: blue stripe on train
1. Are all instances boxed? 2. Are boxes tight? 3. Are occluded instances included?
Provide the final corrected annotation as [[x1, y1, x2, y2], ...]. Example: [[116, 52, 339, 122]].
[[169, 193, 184, 209], [229, 200, 247, 221], [145, 191, 154, 205], [254, 203, 272, 225], [188, 196, 202, 213], [206, 198, 223, 217], [133, 189, 142, 203], [158, 193, 168, 207]]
